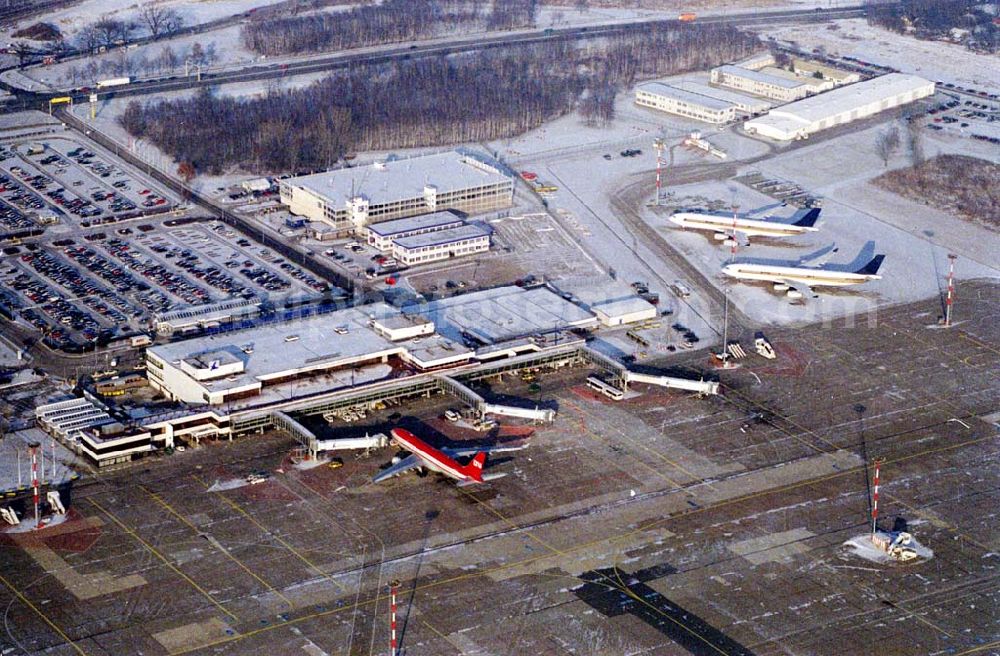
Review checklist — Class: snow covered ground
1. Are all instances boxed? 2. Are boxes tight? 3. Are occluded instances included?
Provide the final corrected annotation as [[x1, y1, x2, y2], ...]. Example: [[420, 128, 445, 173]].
[[761, 18, 1000, 89], [5, 0, 287, 43]]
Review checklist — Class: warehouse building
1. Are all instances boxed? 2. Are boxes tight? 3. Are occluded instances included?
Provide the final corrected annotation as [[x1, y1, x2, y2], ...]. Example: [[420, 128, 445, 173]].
[[391, 224, 492, 266], [743, 73, 935, 141], [366, 211, 465, 251], [279, 151, 514, 232], [635, 82, 737, 124], [672, 80, 771, 115], [710, 64, 813, 102]]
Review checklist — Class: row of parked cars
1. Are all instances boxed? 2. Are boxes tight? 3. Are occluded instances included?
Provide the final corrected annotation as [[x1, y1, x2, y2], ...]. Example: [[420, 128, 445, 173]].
[[20, 249, 130, 323], [156, 245, 250, 297], [10, 164, 101, 219], [101, 238, 212, 307], [63, 243, 172, 317]]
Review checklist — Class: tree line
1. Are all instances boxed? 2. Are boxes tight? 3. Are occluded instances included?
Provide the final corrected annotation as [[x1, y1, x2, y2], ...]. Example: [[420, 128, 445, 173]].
[[120, 23, 759, 175], [241, 0, 537, 56]]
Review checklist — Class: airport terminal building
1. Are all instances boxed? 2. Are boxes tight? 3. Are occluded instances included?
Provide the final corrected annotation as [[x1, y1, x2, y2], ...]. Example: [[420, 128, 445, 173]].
[[744, 74, 935, 141], [279, 151, 514, 233]]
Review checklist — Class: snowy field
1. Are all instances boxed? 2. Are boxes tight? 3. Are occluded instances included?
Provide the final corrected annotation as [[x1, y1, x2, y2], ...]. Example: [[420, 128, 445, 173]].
[[762, 18, 1000, 89]]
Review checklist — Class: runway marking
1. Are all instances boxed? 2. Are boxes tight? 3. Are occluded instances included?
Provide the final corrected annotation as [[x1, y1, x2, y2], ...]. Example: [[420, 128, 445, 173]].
[[419, 619, 465, 655], [954, 640, 1000, 655], [192, 474, 348, 593], [561, 397, 687, 489], [458, 486, 565, 557], [87, 498, 239, 622], [171, 433, 996, 655], [140, 485, 294, 609], [0, 571, 89, 656]]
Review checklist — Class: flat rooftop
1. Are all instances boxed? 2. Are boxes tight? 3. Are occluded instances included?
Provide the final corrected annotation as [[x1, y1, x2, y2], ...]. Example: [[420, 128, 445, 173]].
[[393, 224, 492, 250], [637, 82, 735, 111], [410, 285, 598, 345], [672, 81, 772, 111], [368, 211, 464, 237], [716, 64, 808, 89], [770, 73, 934, 122], [148, 303, 414, 394], [285, 151, 512, 208]]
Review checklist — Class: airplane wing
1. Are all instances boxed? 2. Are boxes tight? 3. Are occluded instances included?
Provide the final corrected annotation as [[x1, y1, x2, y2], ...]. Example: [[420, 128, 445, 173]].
[[372, 454, 422, 483], [797, 243, 839, 267], [781, 279, 815, 300], [456, 472, 508, 487], [443, 444, 529, 458]]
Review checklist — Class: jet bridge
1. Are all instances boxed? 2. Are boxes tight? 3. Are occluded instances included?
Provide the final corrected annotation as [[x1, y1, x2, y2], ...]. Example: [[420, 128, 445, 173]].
[[623, 371, 719, 395], [436, 375, 556, 423]]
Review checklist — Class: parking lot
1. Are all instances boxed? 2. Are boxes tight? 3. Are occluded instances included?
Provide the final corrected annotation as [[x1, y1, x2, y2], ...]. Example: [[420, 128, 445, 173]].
[[0, 217, 333, 351], [923, 90, 1000, 143], [0, 136, 175, 237]]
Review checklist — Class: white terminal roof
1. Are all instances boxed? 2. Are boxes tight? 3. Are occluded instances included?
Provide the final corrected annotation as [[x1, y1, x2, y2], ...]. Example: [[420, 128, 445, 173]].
[[638, 82, 734, 111], [148, 303, 419, 394], [716, 65, 807, 89], [671, 81, 772, 111], [368, 211, 464, 237], [393, 224, 491, 250], [411, 285, 598, 345], [285, 151, 512, 206]]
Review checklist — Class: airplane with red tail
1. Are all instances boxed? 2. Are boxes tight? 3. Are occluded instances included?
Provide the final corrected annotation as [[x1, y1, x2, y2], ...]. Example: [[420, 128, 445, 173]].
[[373, 427, 524, 486]]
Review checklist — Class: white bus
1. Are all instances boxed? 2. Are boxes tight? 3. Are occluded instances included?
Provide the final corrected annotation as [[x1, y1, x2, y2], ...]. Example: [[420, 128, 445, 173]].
[[586, 376, 624, 401]]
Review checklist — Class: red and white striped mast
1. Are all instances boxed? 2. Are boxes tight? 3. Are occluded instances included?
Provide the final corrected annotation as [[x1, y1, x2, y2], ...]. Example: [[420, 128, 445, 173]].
[[653, 138, 665, 205], [389, 579, 399, 656], [30, 442, 40, 527], [871, 459, 882, 539], [944, 254, 957, 326]]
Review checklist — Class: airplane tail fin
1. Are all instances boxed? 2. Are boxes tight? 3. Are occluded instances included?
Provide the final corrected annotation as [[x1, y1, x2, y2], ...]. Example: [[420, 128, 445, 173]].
[[792, 207, 821, 228], [856, 254, 885, 276], [464, 452, 486, 481]]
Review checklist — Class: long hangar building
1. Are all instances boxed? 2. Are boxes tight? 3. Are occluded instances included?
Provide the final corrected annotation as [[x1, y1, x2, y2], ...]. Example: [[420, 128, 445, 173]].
[[279, 150, 514, 233], [744, 73, 935, 141]]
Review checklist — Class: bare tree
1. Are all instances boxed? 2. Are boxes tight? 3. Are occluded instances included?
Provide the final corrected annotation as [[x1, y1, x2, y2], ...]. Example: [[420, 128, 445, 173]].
[[92, 17, 136, 47], [139, 6, 183, 38], [875, 126, 901, 167]]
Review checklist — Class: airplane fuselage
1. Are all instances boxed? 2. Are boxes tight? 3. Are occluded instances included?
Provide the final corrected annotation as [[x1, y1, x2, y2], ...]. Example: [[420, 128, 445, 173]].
[[670, 211, 818, 238], [722, 263, 881, 288], [390, 428, 479, 482]]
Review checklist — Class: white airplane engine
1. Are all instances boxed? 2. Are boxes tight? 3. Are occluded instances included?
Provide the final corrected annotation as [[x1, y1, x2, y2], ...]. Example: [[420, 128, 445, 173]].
[[786, 289, 803, 300], [773, 283, 790, 292], [713, 233, 728, 241]]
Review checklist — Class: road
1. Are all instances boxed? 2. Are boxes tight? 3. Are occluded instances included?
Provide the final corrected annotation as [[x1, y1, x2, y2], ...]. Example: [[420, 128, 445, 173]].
[[1, 5, 871, 113]]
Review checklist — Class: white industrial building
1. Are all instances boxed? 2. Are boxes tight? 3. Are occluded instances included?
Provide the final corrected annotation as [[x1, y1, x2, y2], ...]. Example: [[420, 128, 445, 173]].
[[671, 80, 772, 115], [279, 151, 514, 233], [743, 74, 935, 141], [635, 82, 737, 124], [710, 65, 814, 102], [391, 224, 492, 266], [366, 211, 465, 251]]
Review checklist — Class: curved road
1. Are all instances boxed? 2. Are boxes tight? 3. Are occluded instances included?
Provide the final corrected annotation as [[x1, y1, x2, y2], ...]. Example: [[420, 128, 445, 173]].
[[2, 5, 871, 112]]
